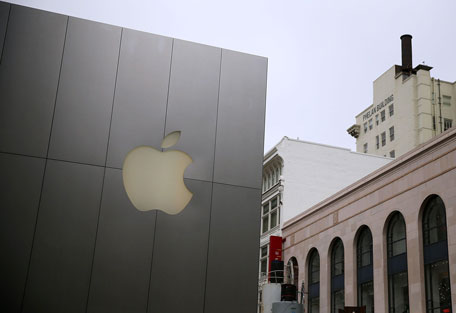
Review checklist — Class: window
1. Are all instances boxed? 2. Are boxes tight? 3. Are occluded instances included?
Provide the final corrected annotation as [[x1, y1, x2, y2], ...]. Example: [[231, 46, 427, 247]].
[[423, 196, 447, 245], [389, 104, 394, 116], [443, 95, 451, 106], [331, 239, 344, 313], [262, 204, 269, 233], [286, 257, 299, 287], [376, 136, 379, 149], [387, 213, 409, 313], [357, 227, 373, 270], [270, 198, 278, 229], [260, 245, 269, 277], [363, 143, 368, 154], [261, 197, 280, 234], [369, 119, 373, 130], [381, 132, 386, 146], [308, 249, 320, 313], [364, 122, 368, 133], [422, 196, 452, 313], [376, 114, 379, 125], [389, 126, 395, 141], [444, 118, 452, 131], [387, 213, 406, 257], [357, 227, 374, 313], [381, 110, 386, 122], [359, 282, 374, 313], [390, 150, 395, 158], [263, 164, 282, 192]]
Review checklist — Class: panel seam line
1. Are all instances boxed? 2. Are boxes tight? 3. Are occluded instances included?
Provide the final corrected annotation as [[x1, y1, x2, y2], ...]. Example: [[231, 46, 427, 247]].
[[202, 48, 223, 313], [84, 26, 123, 313], [19, 15, 69, 313], [146, 37, 175, 313]]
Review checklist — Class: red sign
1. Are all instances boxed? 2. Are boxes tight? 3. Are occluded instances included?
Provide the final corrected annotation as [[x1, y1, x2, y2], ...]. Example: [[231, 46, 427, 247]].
[[268, 236, 282, 280]]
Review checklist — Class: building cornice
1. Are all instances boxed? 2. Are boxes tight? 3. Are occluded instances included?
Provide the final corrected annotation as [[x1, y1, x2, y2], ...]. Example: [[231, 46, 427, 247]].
[[262, 183, 280, 200]]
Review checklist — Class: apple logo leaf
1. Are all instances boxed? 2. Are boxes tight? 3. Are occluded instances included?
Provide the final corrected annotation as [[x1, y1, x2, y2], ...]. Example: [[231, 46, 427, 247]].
[[161, 131, 181, 149]]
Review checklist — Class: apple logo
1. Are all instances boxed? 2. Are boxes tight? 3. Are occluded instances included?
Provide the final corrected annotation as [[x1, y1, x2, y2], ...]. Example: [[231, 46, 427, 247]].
[[122, 131, 193, 214]]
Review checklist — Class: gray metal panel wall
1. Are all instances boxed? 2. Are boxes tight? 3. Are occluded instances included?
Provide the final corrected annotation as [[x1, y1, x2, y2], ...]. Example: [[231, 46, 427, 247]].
[[48, 17, 121, 166], [165, 40, 221, 181], [204, 183, 262, 313], [22, 160, 104, 313], [0, 153, 45, 312], [87, 168, 156, 313], [106, 29, 172, 169], [148, 179, 212, 313], [0, 2, 267, 312], [0, 2, 9, 58], [213, 50, 267, 188], [0, 5, 66, 157]]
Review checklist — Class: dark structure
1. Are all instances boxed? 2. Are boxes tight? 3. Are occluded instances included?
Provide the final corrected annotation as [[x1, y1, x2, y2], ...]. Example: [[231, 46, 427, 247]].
[[0, 2, 267, 313], [400, 34, 413, 72]]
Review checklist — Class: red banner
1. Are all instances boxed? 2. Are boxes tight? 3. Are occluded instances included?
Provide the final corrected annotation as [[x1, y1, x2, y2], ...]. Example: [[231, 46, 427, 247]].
[[268, 235, 282, 280]]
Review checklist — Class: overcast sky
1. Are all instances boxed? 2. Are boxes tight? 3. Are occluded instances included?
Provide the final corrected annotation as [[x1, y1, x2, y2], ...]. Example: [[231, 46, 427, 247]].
[[6, 0, 456, 152]]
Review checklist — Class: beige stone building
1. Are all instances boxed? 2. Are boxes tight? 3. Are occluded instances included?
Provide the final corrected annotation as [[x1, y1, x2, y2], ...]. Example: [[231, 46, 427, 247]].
[[282, 127, 456, 313], [348, 35, 456, 158]]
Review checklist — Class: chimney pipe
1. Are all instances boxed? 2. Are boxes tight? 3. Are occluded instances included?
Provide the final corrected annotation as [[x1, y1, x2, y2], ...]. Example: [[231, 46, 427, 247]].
[[400, 34, 413, 72]]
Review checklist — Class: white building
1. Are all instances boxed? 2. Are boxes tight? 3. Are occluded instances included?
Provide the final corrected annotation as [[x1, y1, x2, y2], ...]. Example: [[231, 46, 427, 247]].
[[348, 35, 456, 158], [258, 137, 391, 311]]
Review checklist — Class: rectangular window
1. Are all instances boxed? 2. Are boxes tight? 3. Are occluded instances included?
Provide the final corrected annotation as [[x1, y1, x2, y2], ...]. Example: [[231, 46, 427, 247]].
[[443, 95, 451, 106], [381, 132, 386, 146], [261, 197, 280, 234], [425, 260, 451, 313], [388, 271, 409, 313], [262, 203, 269, 233], [363, 143, 368, 153], [260, 245, 268, 274], [270, 210, 278, 228], [376, 136, 379, 149], [389, 126, 395, 141], [369, 119, 373, 130], [390, 150, 395, 158], [262, 216, 269, 234], [271, 198, 277, 209], [375, 114, 379, 125], [261, 245, 268, 257], [389, 104, 394, 117], [381, 110, 386, 122], [444, 118, 453, 131], [364, 122, 368, 133]]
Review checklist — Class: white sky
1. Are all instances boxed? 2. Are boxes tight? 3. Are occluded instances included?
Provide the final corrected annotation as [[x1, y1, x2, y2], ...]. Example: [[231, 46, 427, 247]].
[[6, 0, 456, 152]]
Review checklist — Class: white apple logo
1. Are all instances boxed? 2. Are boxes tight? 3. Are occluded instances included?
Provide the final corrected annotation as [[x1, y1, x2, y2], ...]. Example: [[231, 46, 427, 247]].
[[122, 131, 193, 214]]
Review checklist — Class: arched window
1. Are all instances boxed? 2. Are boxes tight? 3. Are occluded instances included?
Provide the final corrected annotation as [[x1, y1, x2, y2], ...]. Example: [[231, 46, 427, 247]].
[[331, 239, 344, 313], [422, 196, 452, 313], [357, 226, 374, 313], [387, 212, 409, 313], [308, 249, 320, 313], [286, 257, 299, 288]]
